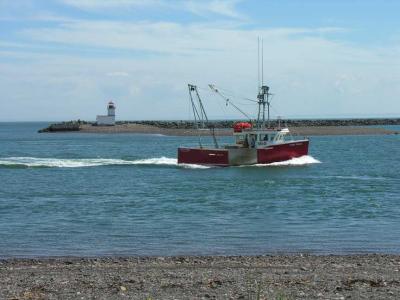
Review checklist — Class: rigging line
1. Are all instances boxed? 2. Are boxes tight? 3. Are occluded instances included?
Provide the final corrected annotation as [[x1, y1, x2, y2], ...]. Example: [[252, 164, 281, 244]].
[[226, 99, 253, 121], [211, 86, 258, 103], [193, 87, 230, 119], [190, 87, 229, 122], [188, 84, 203, 147], [218, 90, 258, 103], [187, 90, 192, 121], [200, 87, 248, 121], [198, 85, 258, 103], [215, 93, 230, 116], [192, 84, 219, 149], [234, 102, 257, 106], [188, 87, 199, 127], [194, 86, 209, 126], [270, 104, 281, 116], [266, 95, 278, 116], [197, 86, 216, 95], [209, 85, 253, 121]]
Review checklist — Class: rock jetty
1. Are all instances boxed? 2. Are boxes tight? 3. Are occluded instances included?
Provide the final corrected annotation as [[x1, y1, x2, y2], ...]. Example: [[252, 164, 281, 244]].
[[131, 118, 400, 129], [38, 120, 88, 133], [39, 118, 400, 133]]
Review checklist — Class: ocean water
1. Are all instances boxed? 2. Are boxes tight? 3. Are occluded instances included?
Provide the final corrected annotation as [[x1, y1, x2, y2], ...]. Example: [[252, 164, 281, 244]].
[[0, 122, 399, 258]]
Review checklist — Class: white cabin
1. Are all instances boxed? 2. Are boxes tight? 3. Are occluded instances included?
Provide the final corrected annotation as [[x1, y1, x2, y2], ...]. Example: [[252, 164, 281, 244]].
[[231, 127, 292, 149]]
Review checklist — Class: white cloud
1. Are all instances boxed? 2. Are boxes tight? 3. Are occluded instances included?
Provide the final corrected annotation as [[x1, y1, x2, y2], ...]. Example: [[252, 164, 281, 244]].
[[184, 0, 244, 19], [1, 0, 400, 121], [59, 0, 244, 18], [1, 18, 398, 121], [20, 20, 347, 56], [61, 0, 162, 9]]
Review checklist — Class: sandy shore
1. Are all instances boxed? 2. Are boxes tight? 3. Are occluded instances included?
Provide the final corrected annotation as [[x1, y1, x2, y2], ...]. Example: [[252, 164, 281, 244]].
[[1, 255, 399, 299], [78, 124, 398, 136]]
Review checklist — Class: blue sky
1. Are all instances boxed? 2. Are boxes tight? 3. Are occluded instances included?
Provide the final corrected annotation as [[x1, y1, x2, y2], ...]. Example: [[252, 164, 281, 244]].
[[0, 0, 399, 121]]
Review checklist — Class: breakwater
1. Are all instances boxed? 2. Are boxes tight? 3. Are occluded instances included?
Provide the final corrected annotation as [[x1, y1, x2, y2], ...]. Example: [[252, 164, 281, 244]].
[[130, 118, 400, 129], [38, 120, 88, 132], [38, 118, 400, 132]]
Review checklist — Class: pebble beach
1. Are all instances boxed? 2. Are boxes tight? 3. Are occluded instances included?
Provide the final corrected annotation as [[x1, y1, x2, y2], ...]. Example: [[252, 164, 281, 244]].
[[1, 255, 399, 299]]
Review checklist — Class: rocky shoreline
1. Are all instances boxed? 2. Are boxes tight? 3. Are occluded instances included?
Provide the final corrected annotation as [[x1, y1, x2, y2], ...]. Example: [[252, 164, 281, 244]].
[[38, 118, 400, 136], [38, 120, 88, 133], [131, 118, 400, 129], [77, 124, 397, 136], [1, 255, 399, 299]]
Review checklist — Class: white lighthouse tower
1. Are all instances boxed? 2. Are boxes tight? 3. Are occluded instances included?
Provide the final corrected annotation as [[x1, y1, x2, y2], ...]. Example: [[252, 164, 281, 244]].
[[107, 101, 116, 117], [96, 101, 116, 125]]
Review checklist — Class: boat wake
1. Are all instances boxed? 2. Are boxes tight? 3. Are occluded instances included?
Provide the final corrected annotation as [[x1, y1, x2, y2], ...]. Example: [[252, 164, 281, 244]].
[[128, 157, 210, 169], [262, 155, 320, 166], [241, 155, 321, 167], [0, 155, 319, 169], [0, 157, 209, 169]]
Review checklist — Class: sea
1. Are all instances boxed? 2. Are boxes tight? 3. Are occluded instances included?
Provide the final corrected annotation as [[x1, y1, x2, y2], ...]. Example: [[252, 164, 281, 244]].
[[0, 122, 399, 258]]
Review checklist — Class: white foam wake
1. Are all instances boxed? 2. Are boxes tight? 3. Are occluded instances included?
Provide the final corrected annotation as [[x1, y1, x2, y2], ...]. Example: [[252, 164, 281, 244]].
[[249, 155, 321, 167], [0, 157, 209, 169], [129, 157, 210, 169], [0, 155, 319, 169]]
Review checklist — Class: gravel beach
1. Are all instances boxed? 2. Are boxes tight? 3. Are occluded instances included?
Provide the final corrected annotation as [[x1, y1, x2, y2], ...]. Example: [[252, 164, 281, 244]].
[[1, 255, 399, 299]]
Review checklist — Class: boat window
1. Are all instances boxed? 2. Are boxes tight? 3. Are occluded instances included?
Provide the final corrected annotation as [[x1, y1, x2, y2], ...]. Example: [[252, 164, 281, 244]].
[[263, 134, 269, 141], [275, 133, 284, 141], [235, 135, 245, 144], [250, 135, 256, 148]]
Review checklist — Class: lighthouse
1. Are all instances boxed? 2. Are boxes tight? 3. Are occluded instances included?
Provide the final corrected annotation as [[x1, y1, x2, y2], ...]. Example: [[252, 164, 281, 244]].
[[96, 101, 116, 126], [107, 101, 116, 117]]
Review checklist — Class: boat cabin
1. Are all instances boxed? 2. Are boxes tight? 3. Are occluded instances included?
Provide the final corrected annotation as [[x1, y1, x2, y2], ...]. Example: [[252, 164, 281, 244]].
[[230, 123, 291, 149]]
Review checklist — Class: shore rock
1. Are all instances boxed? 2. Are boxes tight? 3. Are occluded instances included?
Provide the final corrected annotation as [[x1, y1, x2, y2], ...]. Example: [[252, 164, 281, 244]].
[[39, 118, 400, 133], [38, 121, 83, 132], [130, 118, 400, 129]]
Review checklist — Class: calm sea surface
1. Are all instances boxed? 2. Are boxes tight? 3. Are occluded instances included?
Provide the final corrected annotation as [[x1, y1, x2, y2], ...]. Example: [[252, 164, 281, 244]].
[[0, 122, 399, 258]]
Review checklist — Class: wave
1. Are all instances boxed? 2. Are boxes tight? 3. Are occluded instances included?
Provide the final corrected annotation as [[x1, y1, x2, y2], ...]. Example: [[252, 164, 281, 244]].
[[243, 155, 321, 167], [324, 175, 398, 181], [0, 155, 320, 169], [0, 157, 209, 169], [129, 157, 210, 169]]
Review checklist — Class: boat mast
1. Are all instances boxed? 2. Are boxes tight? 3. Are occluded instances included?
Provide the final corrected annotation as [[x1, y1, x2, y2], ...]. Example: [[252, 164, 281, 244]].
[[256, 37, 272, 129]]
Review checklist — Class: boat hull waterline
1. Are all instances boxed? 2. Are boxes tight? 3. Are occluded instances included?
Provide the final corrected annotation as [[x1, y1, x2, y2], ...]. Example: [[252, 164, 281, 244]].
[[178, 140, 309, 166]]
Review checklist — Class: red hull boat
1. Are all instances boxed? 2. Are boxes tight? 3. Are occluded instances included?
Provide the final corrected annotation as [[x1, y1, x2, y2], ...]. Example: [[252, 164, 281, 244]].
[[177, 84, 309, 167], [178, 41, 309, 166], [178, 140, 309, 167]]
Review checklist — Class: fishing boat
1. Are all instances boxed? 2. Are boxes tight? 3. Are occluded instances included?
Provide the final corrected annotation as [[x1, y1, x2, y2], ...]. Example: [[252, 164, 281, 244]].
[[178, 40, 309, 166]]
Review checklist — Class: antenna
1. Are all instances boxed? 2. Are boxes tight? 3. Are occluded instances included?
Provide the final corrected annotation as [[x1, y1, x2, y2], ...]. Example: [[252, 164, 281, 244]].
[[257, 37, 260, 90], [256, 37, 272, 129], [261, 37, 264, 86]]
